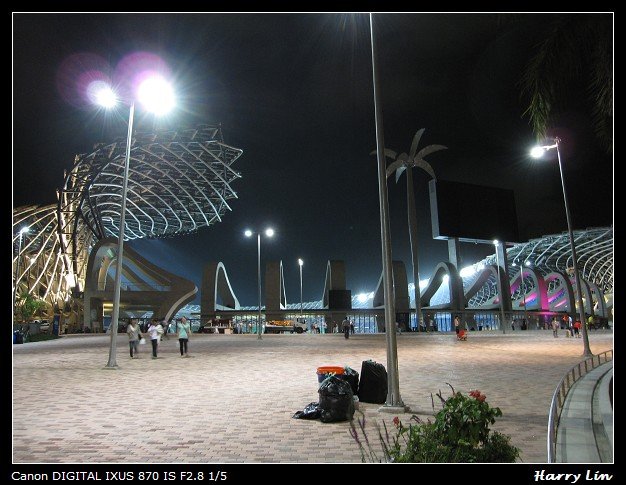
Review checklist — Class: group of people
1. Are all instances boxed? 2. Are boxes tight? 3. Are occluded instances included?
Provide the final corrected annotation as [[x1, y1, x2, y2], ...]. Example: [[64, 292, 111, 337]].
[[310, 320, 355, 335], [550, 315, 582, 338], [126, 316, 193, 359]]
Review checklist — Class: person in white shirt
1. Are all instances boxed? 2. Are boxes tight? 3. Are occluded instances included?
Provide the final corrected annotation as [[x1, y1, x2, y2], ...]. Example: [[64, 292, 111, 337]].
[[147, 319, 161, 359]]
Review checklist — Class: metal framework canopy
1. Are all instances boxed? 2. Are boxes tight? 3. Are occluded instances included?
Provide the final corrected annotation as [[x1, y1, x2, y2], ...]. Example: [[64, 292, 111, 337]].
[[61, 124, 243, 244], [13, 124, 244, 316]]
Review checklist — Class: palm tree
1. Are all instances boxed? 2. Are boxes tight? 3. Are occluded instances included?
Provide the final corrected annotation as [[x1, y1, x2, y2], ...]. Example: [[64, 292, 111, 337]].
[[374, 129, 447, 330], [16, 291, 47, 323], [518, 14, 612, 154]]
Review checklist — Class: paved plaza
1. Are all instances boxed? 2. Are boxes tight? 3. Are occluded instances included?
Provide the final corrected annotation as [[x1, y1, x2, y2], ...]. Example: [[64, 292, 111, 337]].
[[12, 330, 613, 463]]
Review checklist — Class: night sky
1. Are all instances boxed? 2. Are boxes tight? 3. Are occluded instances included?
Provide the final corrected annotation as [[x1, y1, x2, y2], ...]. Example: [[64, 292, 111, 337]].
[[12, 13, 613, 306]]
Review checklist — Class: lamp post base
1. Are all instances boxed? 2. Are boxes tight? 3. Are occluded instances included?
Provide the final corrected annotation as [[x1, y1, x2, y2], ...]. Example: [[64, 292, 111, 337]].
[[378, 404, 409, 414]]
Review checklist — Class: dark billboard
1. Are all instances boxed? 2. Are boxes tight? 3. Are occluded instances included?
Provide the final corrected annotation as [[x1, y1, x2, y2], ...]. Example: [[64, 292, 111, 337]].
[[429, 179, 520, 243], [328, 290, 352, 310]]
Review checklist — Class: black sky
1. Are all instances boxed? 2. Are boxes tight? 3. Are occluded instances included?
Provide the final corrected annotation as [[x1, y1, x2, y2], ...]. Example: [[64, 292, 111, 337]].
[[12, 13, 613, 306]]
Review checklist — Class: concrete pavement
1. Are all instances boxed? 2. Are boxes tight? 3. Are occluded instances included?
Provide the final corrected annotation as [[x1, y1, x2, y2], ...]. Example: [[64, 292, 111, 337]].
[[12, 330, 613, 463]]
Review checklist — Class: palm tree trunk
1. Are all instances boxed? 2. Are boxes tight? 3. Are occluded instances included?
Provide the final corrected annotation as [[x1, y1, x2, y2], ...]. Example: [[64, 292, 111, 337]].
[[406, 168, 422, 331]]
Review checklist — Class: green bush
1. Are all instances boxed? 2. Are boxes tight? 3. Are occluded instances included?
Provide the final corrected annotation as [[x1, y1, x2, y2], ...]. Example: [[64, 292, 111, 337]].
[[25, 333, 61, 343], [15, 292, 47, 322], [350, 384, 520, 463]]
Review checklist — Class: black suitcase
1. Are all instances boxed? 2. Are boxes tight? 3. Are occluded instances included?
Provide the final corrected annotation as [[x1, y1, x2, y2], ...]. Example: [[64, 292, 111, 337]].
[[358, 360, 387, 404]]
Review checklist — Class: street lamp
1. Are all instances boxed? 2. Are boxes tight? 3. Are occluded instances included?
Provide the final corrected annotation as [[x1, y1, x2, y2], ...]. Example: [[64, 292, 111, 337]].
[[522, 261, 531, 323], [512, 260, 529, 325], [13, 226, 30, 319], [493, 240, 507, 334], [531, 137, 592, 357], [369, 13, 404, 411], [245, 228, 274, 339], [92, 75, 175, 368], [298, 258, 304, 317]]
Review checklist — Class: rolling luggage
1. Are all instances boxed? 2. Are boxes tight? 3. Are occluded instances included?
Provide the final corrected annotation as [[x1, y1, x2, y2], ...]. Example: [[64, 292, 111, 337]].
[[358, 360, 387, 404]]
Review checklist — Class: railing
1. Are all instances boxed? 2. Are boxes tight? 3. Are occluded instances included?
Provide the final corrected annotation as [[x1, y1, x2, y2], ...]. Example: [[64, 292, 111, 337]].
[[547, 349, 613, 462]]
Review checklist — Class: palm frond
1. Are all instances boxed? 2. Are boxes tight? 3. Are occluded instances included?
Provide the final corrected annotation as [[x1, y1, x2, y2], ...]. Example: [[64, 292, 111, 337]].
[[370, 148, 398, 160], [395, 165, 407, 183], [409, 128, 425, 159], [586, 25, 613, 154], [386, 160, 404, 179], [520, 14, 612, 149], [411, 159, 436, 180], [414, 144, 447, 161]]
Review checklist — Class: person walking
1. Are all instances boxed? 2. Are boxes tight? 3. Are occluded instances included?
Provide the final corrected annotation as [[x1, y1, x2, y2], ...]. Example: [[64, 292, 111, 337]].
[[126, 318, 142, 359], [147, 319, 161, 359], [551, 317, 559, 338], [573, 319, 582, 338], [156, 319, 165, 342], [341, 317, 350, 340], [177, 316, 192, 357], [159, 318, 169, 341]]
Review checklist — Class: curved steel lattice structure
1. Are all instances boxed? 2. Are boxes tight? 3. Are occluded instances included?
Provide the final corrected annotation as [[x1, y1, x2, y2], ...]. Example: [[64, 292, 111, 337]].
[[462, 227, 613, 310], [13, 124, 243, 316], [12, 204, 73, 311]]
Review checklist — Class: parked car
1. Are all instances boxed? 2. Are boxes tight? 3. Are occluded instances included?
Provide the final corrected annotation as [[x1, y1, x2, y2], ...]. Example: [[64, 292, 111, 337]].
[[33, 319, 50, 332]]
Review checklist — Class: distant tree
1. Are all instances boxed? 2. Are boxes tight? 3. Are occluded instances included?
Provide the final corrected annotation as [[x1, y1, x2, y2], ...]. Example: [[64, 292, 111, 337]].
[[517, 14, 612, 154]]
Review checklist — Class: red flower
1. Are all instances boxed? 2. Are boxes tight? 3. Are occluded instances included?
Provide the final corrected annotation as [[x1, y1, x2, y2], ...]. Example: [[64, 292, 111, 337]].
[[469, 390, 487, 402], [393, 416, 400, 427]]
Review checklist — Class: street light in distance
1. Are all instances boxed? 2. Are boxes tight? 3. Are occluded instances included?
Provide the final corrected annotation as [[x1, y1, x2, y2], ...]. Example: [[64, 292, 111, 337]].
[[244, 228, 274, 339], [298, 258, 304, 317]]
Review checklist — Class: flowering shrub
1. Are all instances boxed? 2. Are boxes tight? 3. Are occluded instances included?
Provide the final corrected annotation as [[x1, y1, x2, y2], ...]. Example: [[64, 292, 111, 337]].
[[350, 383, 520, 463], [433, 387, 501, 447]]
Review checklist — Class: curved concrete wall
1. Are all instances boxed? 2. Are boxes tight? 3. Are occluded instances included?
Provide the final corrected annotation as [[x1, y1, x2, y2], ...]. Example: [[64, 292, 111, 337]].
[[84, 238, 197, 328]]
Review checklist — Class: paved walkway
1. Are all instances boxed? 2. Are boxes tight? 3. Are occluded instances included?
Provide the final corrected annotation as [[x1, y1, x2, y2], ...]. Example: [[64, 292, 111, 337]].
[[12, 330, 613, 463]]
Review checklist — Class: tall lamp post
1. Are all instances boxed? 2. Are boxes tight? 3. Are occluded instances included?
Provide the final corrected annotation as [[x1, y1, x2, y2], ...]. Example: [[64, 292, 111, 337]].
[[493, 240, 507, 334], [245, 228, 274, 339], [531, 138, 592, 357], [522, 261, 530, 323], [369, 13, 404, 411], [92, 76, 175, 368], [298, 258, 304, 317], [512, 260, 529, 324], [13, 226, 30, 319]]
